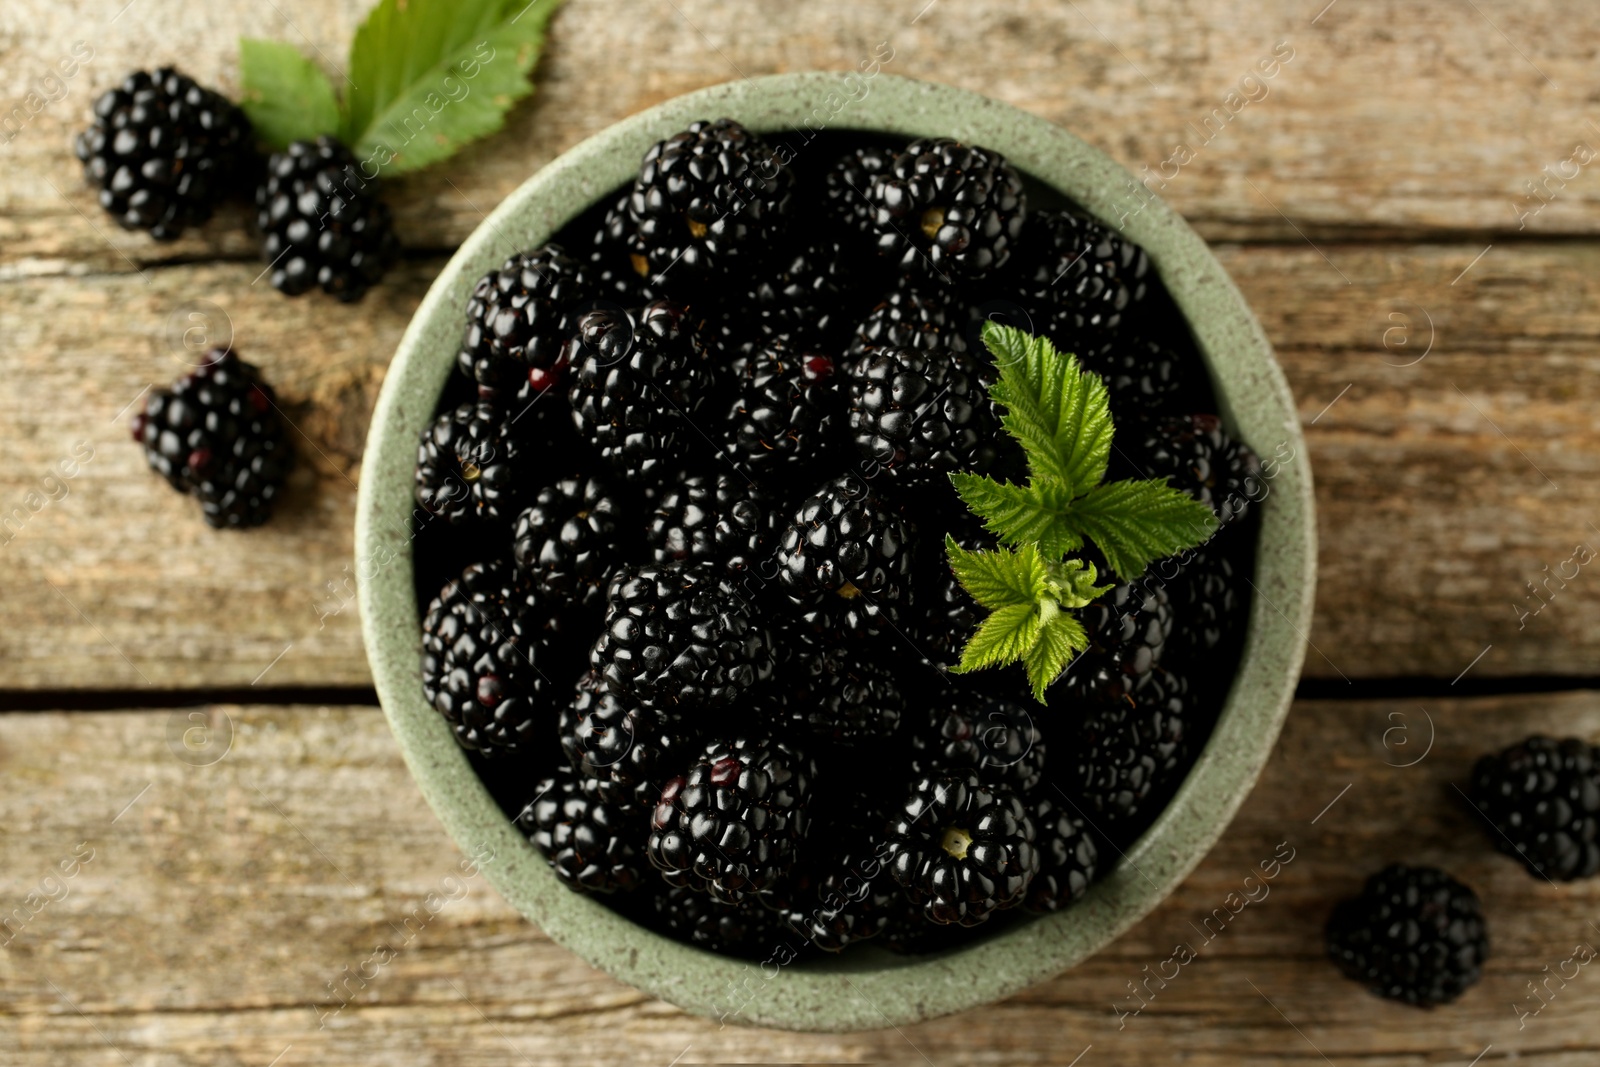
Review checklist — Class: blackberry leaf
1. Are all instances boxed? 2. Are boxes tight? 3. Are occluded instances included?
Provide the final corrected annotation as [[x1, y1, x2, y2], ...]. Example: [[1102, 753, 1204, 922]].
[[1063, 479, 1218, 580], [945, 539, 1107, 702], [342, 0, 563, 174], [239, 39, 341, 150], [984, 321, 1112, 493]]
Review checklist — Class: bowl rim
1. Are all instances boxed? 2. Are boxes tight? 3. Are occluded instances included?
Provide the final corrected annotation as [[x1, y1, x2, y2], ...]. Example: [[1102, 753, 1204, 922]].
[[356, 70, 1316, 1033]]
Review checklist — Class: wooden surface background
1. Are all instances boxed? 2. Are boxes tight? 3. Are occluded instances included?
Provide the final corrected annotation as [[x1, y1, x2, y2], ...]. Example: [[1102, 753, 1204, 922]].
[[4, 0, 1600, 1063]]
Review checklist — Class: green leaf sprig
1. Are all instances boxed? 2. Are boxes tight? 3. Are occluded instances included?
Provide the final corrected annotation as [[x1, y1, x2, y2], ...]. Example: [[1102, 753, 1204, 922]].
[[947, 323, 1219, 702], [238, 0, 563, 175]]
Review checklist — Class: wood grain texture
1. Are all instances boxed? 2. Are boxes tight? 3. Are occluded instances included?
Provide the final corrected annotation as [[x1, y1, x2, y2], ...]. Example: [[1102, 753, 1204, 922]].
[[4, 0, 1600, 276], [1, 695, 1597, 1064], [4, 243, 1600, 687]]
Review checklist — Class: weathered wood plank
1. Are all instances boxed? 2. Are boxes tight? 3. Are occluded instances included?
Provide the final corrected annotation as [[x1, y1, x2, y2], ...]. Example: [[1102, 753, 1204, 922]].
[[5, 0, 1600, 276], [3, 242, 1598, 687], [1, 695, 1598, 1063]]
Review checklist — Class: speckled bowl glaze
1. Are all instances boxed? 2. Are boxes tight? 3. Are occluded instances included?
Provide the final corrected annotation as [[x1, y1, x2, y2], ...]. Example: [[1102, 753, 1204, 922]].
[[357, 72, 1315, 1032]]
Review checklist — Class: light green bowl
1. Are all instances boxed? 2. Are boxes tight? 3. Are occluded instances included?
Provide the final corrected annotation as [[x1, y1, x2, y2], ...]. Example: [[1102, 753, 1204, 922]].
[[357, 72, 1315, 1032]]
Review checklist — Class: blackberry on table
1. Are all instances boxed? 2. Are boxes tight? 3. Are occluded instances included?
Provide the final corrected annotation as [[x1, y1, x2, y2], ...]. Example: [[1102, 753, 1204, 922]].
[[458, 245, 596, 397], [74, 67, 252, 241], [848, 287, 970, 359], [648, 736, 817, 904], [846, 344, 997, 488], [420, 561, 580, 755], [767, 625, 906, 745], [256, 135, 398, 301], [908, 691, 1045, 793], [645, 471, 778, 578], [885, 771, 1039, 926], [1327, 864, 1489, 1007], [1025, 795, 1099, 913], [776, 476, 917, 638], [132, 348, 293, 528], [591, 563, 771, 712], [415, 401, 532, 527], [626, 118, 795, 285], [1009, 208, 1151, 353], [560, 673, 693, 809], [1469, 735, 1600, 880], [722, 345, 846, 478], [512, 476, 629, 613], [1060, 666, 1192, 843], [1128, 413, 1262, 526], [867, 138, 1026, 281], [517, 765, 646, 894], [567, 301, 716, 484]]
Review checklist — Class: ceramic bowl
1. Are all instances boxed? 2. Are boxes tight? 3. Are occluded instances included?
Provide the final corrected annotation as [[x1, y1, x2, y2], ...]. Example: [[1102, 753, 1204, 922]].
[[356, 71, 1316, 1032]]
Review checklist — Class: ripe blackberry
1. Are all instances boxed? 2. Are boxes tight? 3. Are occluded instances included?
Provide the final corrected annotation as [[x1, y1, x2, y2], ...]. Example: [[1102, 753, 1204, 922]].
[[648, 736, 816, 903], [626, 118, 795, 283], [823, 145, 896, 237], [1327, 864, 1489, 1006], [846, 345, 997, 488], [908, 691, 1045, 793], [780, 813, 898, 952], [776, 476, 917, 637], [867, 138, 1025, 281], [420, 561, 579, 755], [458, 245, 596, 396], [517, 765, 646, 894], [589, 194, 665, 304], [131, 348, 292, 528], [1469, 736, 1600, 880], [1082, 337, 1206, 418], [566, 302, 715, 484], [1009, 208, 1151, 353], [256, 136, 398, 301], [1024, 795, 1099, 913], [74, 67, 252, 240], [1057, 582, 1174, 707], [559, 673, 693, 808], [650, 882, 793, 960], [848, 287, 970, 359], [721, 345, 846, 478], [591, 563, 771, 711], [901, 517, 991, 671], [885, 771, 1038, 926], [736, 238, 853, 351], [1063, 666, 1192, 842], [1168, 546, 1243, 660], [767, 625, 906, 745], [1128, 414, 1262, 526], [415, 401, 532, 526], [512, 476, 628, 613], [645, 471, 777, 579]]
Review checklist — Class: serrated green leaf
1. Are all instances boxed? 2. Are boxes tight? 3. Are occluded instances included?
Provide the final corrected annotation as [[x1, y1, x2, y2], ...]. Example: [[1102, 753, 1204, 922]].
[[944, 538, 1043, 610], [983, 322, 1113, 495], [1022, 608, 1088, 702], [238, 39, 342, 150], [1063, 479, 1220, 579], [342, 0, 563, 175], [955, 603, 1043, 674], [949, 474, 1070, 550]]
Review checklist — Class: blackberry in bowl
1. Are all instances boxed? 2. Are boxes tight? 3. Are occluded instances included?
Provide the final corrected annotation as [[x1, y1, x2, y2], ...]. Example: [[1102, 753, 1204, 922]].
[[358, 73, 1313, 1032]]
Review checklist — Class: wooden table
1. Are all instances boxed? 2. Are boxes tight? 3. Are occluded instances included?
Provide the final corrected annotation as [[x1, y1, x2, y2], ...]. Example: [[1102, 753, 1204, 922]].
[[4, 0, 1599, 1062]]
